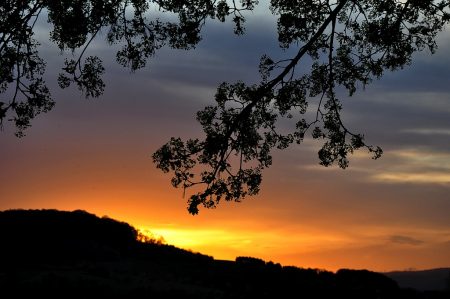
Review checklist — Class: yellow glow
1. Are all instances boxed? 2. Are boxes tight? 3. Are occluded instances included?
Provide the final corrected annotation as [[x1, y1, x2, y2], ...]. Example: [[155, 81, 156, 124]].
[[140, 227, 239, 248], [136, 225, 357, 264], [133, 224, 450, 272]]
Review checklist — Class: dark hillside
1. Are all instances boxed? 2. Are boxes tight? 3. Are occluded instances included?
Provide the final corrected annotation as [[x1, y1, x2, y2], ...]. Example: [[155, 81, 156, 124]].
[[385, 268, 450, 291], [0, 209, 448, 299], [0, 209, 137, 263]]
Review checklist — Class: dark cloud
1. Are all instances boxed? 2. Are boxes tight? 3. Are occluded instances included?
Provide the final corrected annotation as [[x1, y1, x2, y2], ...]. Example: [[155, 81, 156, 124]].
[[388, 235, 424, 246], [337, 89, 450, 153]]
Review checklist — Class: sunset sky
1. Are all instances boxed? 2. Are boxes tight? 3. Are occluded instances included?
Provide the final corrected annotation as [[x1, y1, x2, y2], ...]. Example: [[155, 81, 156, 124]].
[[1, 3, 450, 272]]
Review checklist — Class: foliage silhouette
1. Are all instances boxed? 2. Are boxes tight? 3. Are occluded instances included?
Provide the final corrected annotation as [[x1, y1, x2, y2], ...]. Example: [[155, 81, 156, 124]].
[[0, 0, 255, 136], [1, 209, 449, 298], [1, 1, 450, 213], [152, 0, 450, 214]]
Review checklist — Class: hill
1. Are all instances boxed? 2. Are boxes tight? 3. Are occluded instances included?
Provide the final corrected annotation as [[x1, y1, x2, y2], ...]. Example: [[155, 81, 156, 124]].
[[0, 209, 448, 298], [385, 268, 450, 291]]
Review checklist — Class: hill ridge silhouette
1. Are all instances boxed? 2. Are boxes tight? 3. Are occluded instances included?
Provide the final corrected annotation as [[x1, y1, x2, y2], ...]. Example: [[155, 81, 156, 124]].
[[0, 209, 448, 298], [385, 268, 450, 292]]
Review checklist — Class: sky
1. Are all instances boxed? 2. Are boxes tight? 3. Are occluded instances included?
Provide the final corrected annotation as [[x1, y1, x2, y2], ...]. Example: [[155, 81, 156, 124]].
[[1, 2, 450, 272]]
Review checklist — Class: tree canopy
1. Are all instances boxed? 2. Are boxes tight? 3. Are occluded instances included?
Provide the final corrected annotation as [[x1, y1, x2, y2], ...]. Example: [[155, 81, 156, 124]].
[[1, 1, 450, 214]]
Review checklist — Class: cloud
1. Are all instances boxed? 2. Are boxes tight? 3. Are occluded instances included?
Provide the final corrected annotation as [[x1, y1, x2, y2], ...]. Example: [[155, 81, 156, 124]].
[[400, 128, 450, 136], [374, 172, 450, 184], [388, 235, 424, 246], [370, 149, 450, 185]]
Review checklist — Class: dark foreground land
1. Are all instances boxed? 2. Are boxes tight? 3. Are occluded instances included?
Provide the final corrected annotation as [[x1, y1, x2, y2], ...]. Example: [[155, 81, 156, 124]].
[[0, 209, 448, 298]]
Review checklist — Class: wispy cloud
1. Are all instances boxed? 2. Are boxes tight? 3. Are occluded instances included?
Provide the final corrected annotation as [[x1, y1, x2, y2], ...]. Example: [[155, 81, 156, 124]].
[[400, 128, 450, 136], [370, 149, 450, 184], [374, 172, 450, 184]]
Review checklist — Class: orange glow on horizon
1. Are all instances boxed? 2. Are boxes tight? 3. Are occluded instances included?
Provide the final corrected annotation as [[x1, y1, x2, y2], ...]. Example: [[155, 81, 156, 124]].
[[132, 221, 450, 273], [2, 131, 450, 273]]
